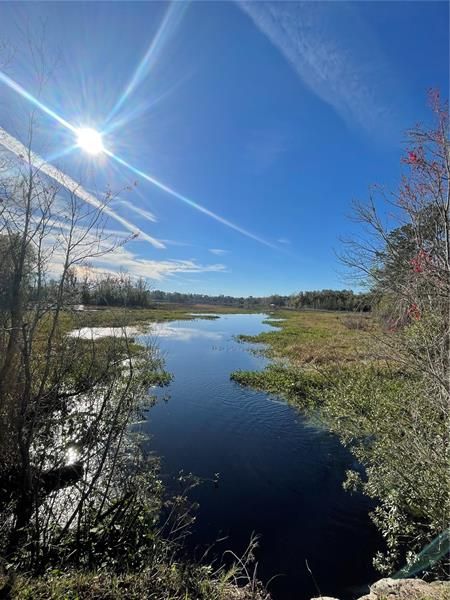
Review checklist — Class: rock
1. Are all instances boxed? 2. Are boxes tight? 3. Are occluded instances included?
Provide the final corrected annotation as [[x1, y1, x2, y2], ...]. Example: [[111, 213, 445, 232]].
[[358, 577, 450, 600], [310, 578, 450, 600]]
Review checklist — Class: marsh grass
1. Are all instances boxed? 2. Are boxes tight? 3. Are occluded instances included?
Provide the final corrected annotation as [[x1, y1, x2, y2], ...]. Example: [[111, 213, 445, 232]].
[[237, 309, 376, 367]]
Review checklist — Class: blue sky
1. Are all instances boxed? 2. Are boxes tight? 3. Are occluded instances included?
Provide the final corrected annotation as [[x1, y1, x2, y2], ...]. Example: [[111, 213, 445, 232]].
[[0, 1, 448, 296]]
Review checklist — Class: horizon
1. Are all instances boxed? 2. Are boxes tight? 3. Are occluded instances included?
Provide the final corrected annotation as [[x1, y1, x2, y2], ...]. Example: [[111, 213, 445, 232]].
[[142, 287, 368, 299], [0, 1, 448, 296]]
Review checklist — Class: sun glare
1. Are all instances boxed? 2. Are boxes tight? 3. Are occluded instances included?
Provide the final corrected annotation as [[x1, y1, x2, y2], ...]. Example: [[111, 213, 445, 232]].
[[76, 127, 105, 155]]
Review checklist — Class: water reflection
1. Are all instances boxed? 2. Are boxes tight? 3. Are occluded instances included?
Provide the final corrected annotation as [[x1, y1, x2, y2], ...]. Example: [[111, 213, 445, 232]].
[[151, 323, 223, 341], [133, 313, 381, 600], [69, 326, 144, 339], [70, 323, 223, 342]]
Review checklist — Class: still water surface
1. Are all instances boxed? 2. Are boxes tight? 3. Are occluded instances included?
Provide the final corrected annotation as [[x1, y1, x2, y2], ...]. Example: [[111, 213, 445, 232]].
[[135, 313, 381, 600]]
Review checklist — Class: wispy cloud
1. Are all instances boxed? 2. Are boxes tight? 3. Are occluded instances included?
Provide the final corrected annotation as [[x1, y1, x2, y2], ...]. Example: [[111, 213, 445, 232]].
[[115, 198, 157, 223], [277, 238, 290, 245], [90, 245, 227, 281], [160, 239, 193, 247], [240, 1, 396, 133], [209, 248, 229, 256], [0, 126, 166, 249]]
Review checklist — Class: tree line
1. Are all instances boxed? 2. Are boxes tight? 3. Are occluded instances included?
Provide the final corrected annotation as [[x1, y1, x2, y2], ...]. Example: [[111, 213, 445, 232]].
[[69, 277, 372, 312]]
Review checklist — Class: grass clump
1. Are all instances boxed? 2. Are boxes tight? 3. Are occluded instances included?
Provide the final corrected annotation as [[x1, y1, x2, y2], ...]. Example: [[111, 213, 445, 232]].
[[0, 535, 270, 600], [231, 364, 327, 408]]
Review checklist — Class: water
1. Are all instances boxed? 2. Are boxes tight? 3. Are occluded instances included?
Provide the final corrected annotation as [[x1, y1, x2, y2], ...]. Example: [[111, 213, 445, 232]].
[[134, 313, 381, 600]]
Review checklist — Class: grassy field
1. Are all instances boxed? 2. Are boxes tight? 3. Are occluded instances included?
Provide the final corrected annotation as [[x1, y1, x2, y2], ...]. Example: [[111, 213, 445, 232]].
[[238, 309, 375, 367]]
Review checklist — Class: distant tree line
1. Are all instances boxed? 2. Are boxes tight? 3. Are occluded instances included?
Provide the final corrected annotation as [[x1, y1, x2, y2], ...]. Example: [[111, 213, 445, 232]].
[[277, 290, 371, 311], [78, 282, 371, 311], [148, 288, 371, 311]]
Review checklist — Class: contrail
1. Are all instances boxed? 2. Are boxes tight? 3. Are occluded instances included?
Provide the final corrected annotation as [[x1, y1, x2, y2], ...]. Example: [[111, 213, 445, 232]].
[[106, 150, 276, 249], [116, 198, 157, 223], [0, 126, 166, 249]]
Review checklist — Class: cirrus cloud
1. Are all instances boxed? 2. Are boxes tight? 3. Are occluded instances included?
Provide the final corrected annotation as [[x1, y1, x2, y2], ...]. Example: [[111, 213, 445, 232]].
[[239, 1, 399, 135], [209, 248, 229, 256]]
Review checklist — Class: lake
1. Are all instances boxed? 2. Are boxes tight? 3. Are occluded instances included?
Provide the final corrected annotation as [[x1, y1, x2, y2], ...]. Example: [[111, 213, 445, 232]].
[[134, 313, 381, 600]]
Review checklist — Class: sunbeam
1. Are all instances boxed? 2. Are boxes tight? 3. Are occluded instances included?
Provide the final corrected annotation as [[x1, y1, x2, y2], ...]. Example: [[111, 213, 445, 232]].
[[105, 150, 276, 249], [43, 144, 78, 164], [106, 2, 188, 123], [0, 70, 76, 133], [105, 73, 191, 136]]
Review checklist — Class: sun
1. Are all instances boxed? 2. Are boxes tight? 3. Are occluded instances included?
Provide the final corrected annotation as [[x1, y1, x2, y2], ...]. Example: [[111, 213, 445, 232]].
[[76, 127, 105, 155]]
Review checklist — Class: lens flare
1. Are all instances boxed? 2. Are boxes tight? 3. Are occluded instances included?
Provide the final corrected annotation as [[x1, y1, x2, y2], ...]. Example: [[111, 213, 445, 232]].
[[106, 2, 188, 123], [0, 126, 165, 249], [105, 150, 276, 249], [0, 69, 76, 132], [76, 127, 105, 155], [0, 70, 274, 249]]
